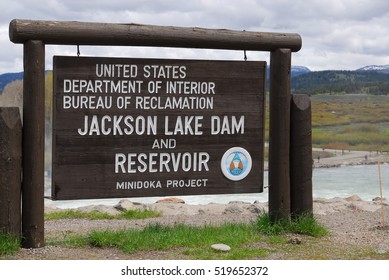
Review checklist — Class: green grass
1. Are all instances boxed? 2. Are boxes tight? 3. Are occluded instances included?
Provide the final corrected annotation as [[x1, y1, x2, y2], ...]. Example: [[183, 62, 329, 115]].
[[1, 212, 330, 259], [75, 213, 328, 259], [87, 223, 262, 254], [254, 213, 329, 237], [0, 232, 20, 256], [45, 209, 161, 220], [11, 213, 385, 260], [264, 95, 389, 151], [312, 124, 389, 151]]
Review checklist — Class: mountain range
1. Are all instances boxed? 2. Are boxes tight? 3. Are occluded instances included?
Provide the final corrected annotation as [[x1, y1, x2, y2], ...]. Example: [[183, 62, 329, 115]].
[[289, 64, 389, 75], [291, 65, 389, 95], [356, 65, 389, 73], [1, 65, 389, 94]]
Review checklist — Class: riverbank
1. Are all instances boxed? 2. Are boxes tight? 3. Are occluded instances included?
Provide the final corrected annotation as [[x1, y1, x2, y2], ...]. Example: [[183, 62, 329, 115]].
[[262, 147, 389, 171], [3, 195, 389, 260], [312, 148, 389, 169], [4, 148, 388, 260]]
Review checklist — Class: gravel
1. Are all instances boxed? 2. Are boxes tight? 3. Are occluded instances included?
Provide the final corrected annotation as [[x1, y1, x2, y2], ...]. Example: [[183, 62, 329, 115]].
[[2, 196, 389, 260]]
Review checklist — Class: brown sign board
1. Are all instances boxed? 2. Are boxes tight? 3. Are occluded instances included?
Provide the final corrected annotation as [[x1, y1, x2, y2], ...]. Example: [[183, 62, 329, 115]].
[[52, 56, 266, 200]]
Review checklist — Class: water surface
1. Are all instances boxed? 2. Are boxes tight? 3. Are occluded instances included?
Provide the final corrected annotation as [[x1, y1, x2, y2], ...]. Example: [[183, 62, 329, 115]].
[[45, 164, 389, 208]]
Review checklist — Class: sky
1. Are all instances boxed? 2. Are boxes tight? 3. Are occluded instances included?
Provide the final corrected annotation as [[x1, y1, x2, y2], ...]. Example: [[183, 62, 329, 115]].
[[1, 0, 389, 74]]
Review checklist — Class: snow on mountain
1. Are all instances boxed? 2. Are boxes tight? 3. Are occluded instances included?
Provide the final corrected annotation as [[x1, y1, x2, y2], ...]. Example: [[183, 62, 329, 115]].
[[266, 65, 311, 78], [356, 65, 389, 73], [291, 66, 311, 76]]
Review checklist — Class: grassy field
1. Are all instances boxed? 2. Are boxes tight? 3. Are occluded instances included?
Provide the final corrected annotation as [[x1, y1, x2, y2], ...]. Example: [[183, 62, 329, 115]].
[[310, 94, 389, 151], [265, 94, 389, 152]]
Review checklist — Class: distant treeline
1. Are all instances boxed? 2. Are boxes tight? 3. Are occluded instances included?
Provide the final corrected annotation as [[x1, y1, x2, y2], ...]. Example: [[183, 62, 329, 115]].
[[291, 70, 389, 95], [0, 72, 23, 92], [2, 69, 389, 96]]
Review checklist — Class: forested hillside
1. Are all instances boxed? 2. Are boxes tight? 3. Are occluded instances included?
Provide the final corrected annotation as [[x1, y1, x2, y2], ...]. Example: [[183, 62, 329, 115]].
[[2, 68, 389, 98], [292, 70, 389, 95]]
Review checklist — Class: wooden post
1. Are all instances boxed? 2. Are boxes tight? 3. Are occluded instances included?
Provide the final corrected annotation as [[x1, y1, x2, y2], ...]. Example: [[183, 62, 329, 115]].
[[22, 40, 45, 248], [0, 107, 22, 237], [268, 48, 292, 222], [290, 94, 313, 218]]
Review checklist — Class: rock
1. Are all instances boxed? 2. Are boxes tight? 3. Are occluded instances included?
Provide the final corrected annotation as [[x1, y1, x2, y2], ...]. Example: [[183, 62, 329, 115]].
[[114, 199, 147, 211], [345, 195, 362, 202], [228, 201, 251, 205], [211, 244, 231, 251], [248, 204, 265, 214], [288, 237, 302, 244], [351, 201, 381, 212], [372, 197, 388, 206], [223, 204, 243, 214], [156, 197, 185, 204], [313, 198, 351, 215], [114, 200, 135, 211], [77, 205, 121, 215], [253, 200, 265, 205], [44, 204, 61, 214]]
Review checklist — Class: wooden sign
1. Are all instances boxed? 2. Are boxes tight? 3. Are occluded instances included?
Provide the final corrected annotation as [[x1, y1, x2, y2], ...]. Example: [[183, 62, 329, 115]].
[[52, 56, 266, 200]]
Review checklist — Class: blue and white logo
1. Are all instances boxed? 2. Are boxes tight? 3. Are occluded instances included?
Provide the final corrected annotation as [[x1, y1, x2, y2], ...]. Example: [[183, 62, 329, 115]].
[[221, 147, 252, 181]]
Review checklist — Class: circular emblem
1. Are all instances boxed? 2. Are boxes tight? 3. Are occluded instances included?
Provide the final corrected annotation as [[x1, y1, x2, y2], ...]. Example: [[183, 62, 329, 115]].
[[221, 147, 252, 181]]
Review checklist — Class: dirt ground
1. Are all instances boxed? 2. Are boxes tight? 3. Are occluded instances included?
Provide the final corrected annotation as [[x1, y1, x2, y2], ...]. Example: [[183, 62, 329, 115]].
[[2, 195, 389, 260]]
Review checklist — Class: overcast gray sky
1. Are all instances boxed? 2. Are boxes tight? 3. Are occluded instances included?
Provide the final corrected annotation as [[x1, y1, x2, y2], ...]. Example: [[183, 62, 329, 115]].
[[2, 0, 389, 73]]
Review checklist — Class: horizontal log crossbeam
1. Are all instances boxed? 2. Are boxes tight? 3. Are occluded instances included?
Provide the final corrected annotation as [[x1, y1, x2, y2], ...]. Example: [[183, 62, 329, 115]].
[[9, 19, 302, 52]]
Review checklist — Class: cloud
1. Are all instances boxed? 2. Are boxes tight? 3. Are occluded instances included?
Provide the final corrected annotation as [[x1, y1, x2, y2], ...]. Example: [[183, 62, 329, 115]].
[[2, 0, 389, 73]]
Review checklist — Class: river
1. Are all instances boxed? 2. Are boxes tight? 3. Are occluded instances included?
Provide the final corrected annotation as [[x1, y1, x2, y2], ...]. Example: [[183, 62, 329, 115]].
[[44, 163, 388, 208]]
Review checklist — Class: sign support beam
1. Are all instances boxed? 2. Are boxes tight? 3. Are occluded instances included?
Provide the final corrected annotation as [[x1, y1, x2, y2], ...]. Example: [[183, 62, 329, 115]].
[[22, 40, 45, 248], [290, 94, 313, 218], [268, 48, 292, 222]]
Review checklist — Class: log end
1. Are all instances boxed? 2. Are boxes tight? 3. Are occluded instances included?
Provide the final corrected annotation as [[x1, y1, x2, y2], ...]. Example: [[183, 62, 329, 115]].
[[292, 94, 311, 111]]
